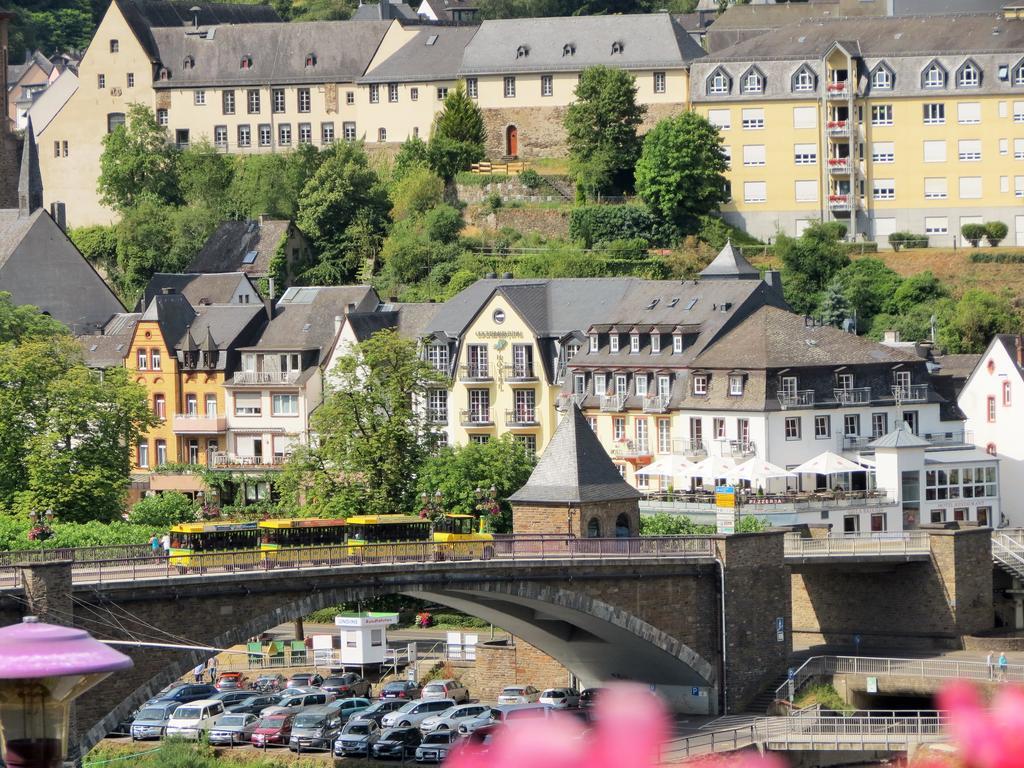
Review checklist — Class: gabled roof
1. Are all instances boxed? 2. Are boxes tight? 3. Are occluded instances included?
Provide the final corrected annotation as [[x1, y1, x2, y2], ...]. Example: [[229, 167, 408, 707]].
[[361, 25, 480, 83], [244, 285, 380, 354], [179, 303, 265, 367], [699, 241, 760, 280], [350, 1, 418, 21], [25, 69, 78, 135], [869, 421, 930, 449], [77, 312, 140, 368], [141, 273, 254, 309], [140, 291, 196, 349], [345, 302, 441, 343], [186, 219, 291, 276], [507, 405, 641, 505]]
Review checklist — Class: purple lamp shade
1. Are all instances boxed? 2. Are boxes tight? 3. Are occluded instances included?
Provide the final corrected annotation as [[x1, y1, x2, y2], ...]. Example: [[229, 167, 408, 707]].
[[0, 618, 133, 681]]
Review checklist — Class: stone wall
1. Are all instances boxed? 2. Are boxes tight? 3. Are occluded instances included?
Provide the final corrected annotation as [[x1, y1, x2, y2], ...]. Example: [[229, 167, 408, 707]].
[[457, 177, 563, 205], [0, 133, 18, 209], [461, 639, 571, 701], [512, 498, 640, 538], [470, 207, 572, 240]]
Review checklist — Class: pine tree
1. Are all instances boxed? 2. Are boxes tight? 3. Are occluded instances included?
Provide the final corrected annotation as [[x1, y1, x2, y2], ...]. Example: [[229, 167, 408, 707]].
[[818, 278, 851, 328]]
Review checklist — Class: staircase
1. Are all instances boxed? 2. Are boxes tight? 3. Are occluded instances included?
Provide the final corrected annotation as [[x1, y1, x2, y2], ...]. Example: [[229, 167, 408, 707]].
[[543, 176, 575, 202], [744, 671, 791, 714], [993, 532, 1024, 580]]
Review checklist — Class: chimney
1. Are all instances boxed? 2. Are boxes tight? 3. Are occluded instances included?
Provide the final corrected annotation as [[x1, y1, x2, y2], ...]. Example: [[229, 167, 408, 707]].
[[190, 5, 200, 26], [263, 296, 273, 321], [50, 202, 66, 232], [763, 269, 782, 292], [884, 330, 900, 344], [501, 272, 513, 279], [1017, 335, 1023, 368], [258, 213, 265, 227], [161, 287, 176, 295], [388, 296, 398, 303], [268, 277, 275, 301], [346, 302, 357, 313]]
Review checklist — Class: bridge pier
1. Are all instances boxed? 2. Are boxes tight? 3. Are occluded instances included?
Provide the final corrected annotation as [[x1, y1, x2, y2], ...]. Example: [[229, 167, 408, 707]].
[[20, 560, 72, 624]]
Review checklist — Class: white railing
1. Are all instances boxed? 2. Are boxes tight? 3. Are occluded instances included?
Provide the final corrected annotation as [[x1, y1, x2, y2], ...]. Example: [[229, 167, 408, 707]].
[[232, 371, 300, 385], [892, 384, 928, 402], [993, 532, 1024, 578], [642, 394, 670, 413], [783, 531, 929, 559], [600, 394, 626, 412], [556, 393, 586, 411], [833, 387, 871, 405], [210, 452, 288, 468], [778, 389, 815, 408]]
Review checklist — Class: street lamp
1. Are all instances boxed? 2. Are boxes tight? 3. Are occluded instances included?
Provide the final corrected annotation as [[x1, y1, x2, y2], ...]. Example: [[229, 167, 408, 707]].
[[0, 617, 133, 768], [26, 511, 56, 543]]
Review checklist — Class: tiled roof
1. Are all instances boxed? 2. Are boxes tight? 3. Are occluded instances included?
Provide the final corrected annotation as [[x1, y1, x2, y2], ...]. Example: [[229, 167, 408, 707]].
[[77, 312, 140, 368], [243, 285, 380, 354], [186, 219, 290, 276], [507, 405, 641, 505], [869, 421, 930, 449], [141, 273, 252, 308], [361, 25, 480, 83]]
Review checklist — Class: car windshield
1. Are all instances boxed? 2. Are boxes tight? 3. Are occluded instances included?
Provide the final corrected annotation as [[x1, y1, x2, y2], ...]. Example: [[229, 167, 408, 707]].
[[293, 714, 325, 728], [218, 715, 249, 727], [383, 682, 407, 691], [542, 691, 564, 698], [324, 677, 345, 685], [346, 723, 371, 735], [503, 688, 525, 695], [257, 717, 286, 729], [172, 707, 201, 720], [396, 701, 419, 713], [423, 733, 450, 744], [135, 708, 168, 720]]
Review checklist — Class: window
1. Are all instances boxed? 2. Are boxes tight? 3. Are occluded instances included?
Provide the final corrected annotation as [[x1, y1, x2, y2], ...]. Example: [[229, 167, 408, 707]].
[[427, 389, 448, 423], [693, 375, 707, 395], [658, 418, 671, 453], [110, 39, 119, 53], [425, 344, 449, 373], [343, 122, 356, 141], [707, 69, 731, 95], [541, 75, 553, 97], [388, 83, 398, 103], [205, 394, 217, 417], [814, 415, 831, 439], [743, 145, 766, 166], [959, 176, 983, 199], [872, 413, 888, 438], [154, 394, 166, 420], [613, 417, 625, 441], [194, 90, 206, 106], [740, 68, 762, 94], [650, 333, 660, 353], [957, 102, 981, 124], [743, 181, 767, 203], [795, 180, 818, 202], [272, 89, 285, 113], [784, 417, 801, 440], [923, 62, 946, 89], [378, 127, 386, 142], [157, 108, 168, 126], [240, 55, 252, 70], [1015, 101, 1024, 123], [298, 123, 311, 144], [137, 442, 149, 468], [843, 413, 860, 436], [185, 393, 198, 416], [53, 141, 59, 158], [1015, 62, 1024, 86], [137, 349, 148, 370], [713, 417, 726, 439], [272, 394, 299, 416], [504, 77, 516, 98], [729, 375, 744, 396], [924, 216, 948, 234], [97, 74, 105, 89], [923, 140, 947, 163], [741, 108, 764, 129], [635, 375, 647, 396], [1004, 380, 1012, 406], [369, 84, 379, 103], [793, 106, 816, 130], [988, 395, 997, 422], [436, 87, 449, 101], [872, 178, 895, 200], [127, 72, 134, 88], [62, 141, 68, 157], [923, 103, 945, 125], [247, 89, 260, 114], [214, 125, 227, 148], [958, 139, 982, 161], [346, 91, 355, 106], [871, 105, 893, 126], [107, 113, 126, 133], [278, 123, 292, 146], [690, 417, 702, 444], [872, 141, 895, 163], [794, 143, 817, 164], [654, 71, 666, 94], [630, 333, 640, 353], [235, 393, 262, 416], [1014, 139, 1024, 159], [657, 375, 670, 398], [708, 109, 731, 129], [1016, 176, 1024, 198], [594, 374, 606, 394], [926, 466, 997, 501], [466, 78, 478, 99], [589, 334, 599, 353], [298, 88, 311, 112], [221, 90, 236, 115], [155, 440, 167, 466], [957, 60, 981, 88], [871, 66, 892, 90], [672, 335, 682, 354], [792, 66, 815, 92], [258, 124, 271, 147], [321, 122, 334, 144], [609, 334, 619, 353]]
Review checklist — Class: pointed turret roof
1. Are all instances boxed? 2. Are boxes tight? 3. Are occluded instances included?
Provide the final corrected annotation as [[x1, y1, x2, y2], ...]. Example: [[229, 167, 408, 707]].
[[182, 329, 199, 352], [200, 326, 218, 353], [17, 117, 43, 218], [699, 240, 760, 280], [508, 405, 641, 504], [869, 421, 930, 449]]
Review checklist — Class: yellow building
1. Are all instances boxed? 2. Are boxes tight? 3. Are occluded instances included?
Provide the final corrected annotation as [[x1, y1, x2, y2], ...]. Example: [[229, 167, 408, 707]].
[[690, 13, 1024, 246]]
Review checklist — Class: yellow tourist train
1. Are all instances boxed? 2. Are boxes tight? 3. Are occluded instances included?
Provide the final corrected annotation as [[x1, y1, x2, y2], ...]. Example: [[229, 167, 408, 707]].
[[167, 513, 493, 570]]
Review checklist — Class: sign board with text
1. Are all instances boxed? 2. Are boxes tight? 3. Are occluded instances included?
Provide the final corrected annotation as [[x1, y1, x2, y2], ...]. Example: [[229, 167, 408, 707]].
[[715, 485, 737, 534]]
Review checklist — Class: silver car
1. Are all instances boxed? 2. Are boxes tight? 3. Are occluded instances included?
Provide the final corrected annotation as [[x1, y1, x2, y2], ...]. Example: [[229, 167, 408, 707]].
[[419, 703, 490, 734], [421, 679, 469, 704], [130, 702, 180, 740], [381, 699, 457, 729], [207, 713, 259, 746], [334, 718, 380, 756], [539, 688, 580, 709], [415, 730, 456, 763]]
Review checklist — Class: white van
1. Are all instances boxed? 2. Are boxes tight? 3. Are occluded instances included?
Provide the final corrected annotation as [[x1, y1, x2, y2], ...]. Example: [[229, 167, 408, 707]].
[[164, 698, 226, 739]]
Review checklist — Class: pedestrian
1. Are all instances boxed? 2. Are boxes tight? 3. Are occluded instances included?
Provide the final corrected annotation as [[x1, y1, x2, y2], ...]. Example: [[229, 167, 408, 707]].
[[149, 534, 160, 556], [207, 657, 218, 683], [999, 652, 1009, 681], [193, 662, 204, 683], [161, 533, 170, 556], [987, 650, 995, 680]]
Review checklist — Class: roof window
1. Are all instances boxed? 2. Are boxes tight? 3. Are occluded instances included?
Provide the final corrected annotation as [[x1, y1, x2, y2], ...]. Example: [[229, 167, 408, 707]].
[[610, 41, 622, 54], [305, 53, 316, 67], [563, 43, 575, 56], [426, 34, 438, 46], [182, 55, 194, 69], [240, 55, 253, 70], [516, 45, 529, 59]]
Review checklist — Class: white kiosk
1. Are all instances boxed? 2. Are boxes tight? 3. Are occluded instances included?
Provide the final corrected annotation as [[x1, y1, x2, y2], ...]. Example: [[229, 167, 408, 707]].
[[333, 612, 400, 672]]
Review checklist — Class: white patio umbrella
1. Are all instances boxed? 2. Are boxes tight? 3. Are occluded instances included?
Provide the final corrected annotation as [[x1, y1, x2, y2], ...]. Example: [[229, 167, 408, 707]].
[[635, 454, 696, 478], [791, 451, 864, 476], [732, 457, 795, 483], [685, 454, 739, 482]]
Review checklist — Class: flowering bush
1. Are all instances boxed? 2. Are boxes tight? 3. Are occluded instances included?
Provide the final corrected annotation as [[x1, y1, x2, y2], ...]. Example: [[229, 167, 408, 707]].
[[416, 612, 433, 628]]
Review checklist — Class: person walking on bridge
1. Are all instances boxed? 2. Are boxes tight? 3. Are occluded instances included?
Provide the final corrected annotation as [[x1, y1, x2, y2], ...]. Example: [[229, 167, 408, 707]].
[[999, 652, 1009, 681]]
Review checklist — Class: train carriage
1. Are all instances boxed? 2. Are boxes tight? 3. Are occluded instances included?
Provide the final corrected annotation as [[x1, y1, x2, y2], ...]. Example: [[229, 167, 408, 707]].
[[168, 521, 261, 571], [258, 518, 347, 566]]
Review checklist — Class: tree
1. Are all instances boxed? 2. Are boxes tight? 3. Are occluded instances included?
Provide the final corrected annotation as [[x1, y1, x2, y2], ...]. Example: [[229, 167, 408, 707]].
[[177, 141, 235, 213], [128, 492, 200, 528], [635, 112, 729, 232], [883, 271, 949, 317], [113, 197, 178, 301], [425, 205, 464, 244], [985, 221, 1009, 247], [392, 137, 431, 182], [830, 258, 903, 331], [432, 81, 486, 148], [415, 436, 535, 534], [565, 66, 645, 198], [390, 167, 445, 221], [818, 278, 851, 328], [775, 222, 850, 316], [279, 330, 446, 518], [938, 290, 1019, 353], [70, 225, 118, 269], [98, 103, 180, 211], [427, 137, 484, 182], [961, 223, 987, 248], [296, 141, 391, 282]]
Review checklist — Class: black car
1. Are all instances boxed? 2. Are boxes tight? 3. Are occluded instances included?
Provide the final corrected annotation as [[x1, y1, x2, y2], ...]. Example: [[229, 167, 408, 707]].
[[371, 727, 421, 759], [147, 684, 218, 707], [322, 672, 372, 699], [379, 681, 422, 700], [211, 691, 255, 707], [226, 694, 280, 715], [579, 688, 606, 709], [357, 699, 407, 725], [286, 672, 323, 688]]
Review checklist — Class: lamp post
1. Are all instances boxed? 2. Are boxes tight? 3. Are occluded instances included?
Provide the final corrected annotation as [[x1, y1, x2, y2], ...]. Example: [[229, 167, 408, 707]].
[[419, 490, 444, 522], [0, 617, 133, 768], [26, 511, 56, 542]]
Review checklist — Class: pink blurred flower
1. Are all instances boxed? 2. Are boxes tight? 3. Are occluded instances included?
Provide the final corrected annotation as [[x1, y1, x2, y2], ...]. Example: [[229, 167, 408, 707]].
[[938, 681, 1024, 768]]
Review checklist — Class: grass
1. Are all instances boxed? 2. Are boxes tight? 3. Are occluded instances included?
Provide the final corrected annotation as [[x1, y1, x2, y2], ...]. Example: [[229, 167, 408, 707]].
[[526, 157, 570, 176], [871, 245, 1024, 297], [794, 683, 854, 713]]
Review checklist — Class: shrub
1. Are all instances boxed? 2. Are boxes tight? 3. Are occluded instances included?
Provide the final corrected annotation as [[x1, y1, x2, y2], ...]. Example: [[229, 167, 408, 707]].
[[568, 204, 673, 248], [128, 492, 199, 528], [888, 231, 928, 251], [985, 221, 1009, 247], [429, 613, 490, 628], [391, 167, 444, 221], [518, 168, 542, 189], [424, 205, 464, 244], [595, 238, 649, 260], [968, 252, 1024, 264], [484, 192, 503, 214], [961, 223, 987, 247]]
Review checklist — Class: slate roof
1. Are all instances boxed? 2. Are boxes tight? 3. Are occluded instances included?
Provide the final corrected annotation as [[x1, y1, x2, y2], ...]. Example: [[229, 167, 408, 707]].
[[458, 12, 705, 76], [699, 241, 760, 280], [177, 303, 266, 368], [507, 405, 641, 505], [243, 285, 380, 354], [345, 302, 441, 342], [346, 310, 399, 342], [150, 20, 392, 87], [691, 306, 923, 370], [419, 0, 478, 22], [140, 292, 196, 350], [351, 1, 418, 21], [141, 273, 253, 309], [361, 25, 480, 83], [933, 353, 983, 381], [7, 51, 54, 86], [186, 219, 290, 276], [869, 420, 930, 449], [395, 302, 439, 340], [25, 69, 78, 135], [77, 312, 140, 368]]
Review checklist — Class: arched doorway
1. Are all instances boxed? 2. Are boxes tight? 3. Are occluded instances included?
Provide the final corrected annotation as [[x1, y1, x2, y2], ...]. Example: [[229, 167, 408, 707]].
[[586, 517, 601, 538], [615, 514, 630, 538], [505, 125, 518, 157]]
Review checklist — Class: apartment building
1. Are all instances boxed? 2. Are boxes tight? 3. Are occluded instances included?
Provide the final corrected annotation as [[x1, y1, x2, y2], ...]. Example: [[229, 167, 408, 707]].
[[139, 272, 262, 310], [690, 13, 1024, 244]]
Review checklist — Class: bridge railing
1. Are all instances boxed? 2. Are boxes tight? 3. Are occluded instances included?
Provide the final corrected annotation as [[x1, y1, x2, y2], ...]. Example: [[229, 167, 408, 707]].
[[0, 535, 718, 588], [992, 532, 1024, 579], [783, 531, 930, 558], [0, 544, 152, 567], [756, 710, 945, 750]]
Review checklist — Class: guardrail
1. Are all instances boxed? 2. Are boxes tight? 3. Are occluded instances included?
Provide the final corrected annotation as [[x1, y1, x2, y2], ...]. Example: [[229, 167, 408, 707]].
[[992, 532, 1024, 579], [0, 535, 718, 589], [783, 531, 929, 559], [0, 544, 151, 567]]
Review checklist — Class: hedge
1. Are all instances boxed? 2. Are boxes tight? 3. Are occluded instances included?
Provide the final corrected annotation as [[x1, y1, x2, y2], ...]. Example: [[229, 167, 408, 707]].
[[568, 204, 676, 248], [969, 252, 1024, 264]]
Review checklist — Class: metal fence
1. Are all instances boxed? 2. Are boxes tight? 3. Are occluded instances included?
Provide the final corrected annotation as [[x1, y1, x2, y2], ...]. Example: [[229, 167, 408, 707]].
[[0, 544, 151, 567], [783, 531, 930, 558]]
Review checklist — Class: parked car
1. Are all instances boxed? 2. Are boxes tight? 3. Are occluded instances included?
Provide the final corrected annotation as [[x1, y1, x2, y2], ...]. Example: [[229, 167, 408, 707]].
[[287, 672, 323, 688], [210, 691, 255, 708], [129, 701, 180, 741], [207, 713, 260, 746], [215, 672, 247, 691], [250, 713, 295, 748], [497, 685, 541, 704], [371, 727, 421, 759], [358, 699, 408, 725], [579, 688, 606, 709], [463, 722, 502, 747], [539, 688, 580, 709], [288, 704, 345, 752], [164, 699, 226, 739], [419, 703, 490, 734], [382, 699, 457, 729], [421, 679, 469, 704], [332, 697, 373, 724], [321, 672, 372, 699], [457, 704, 553, 735], [146, 684, 218, 708], [252, 674, 286, 693], [379, 680, 422, 700], [226, 694, 280, 715], [334, 718, 380, 757], [415, 730, 456, 763], [261, 691, 329, 717]]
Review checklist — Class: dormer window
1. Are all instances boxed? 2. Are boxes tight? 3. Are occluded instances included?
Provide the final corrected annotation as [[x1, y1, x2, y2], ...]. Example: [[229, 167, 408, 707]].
[[651, 333, 661, 353], [693, 375, 708, 395], [922, 60, 946, 89], [182, 55, 195, 70], [305, 53, 317, 68], [589, 333, 598, 353], [729, 375, 744, 396], [630, 333, 640, 353], [957, 59, 981, 88], [791, 64, 816, 93], [1014, 58, 1024, 86], [741, 66, 764, 94], [563, 43, 575, 57], [672, 334, 682, 354], [707, 67, 731, 95], [635, 374, 647, 396], [516, 45, 529, 59], [158, 67, 169, 81], [870, 63, 893, 90], [240, 55, 253, 70], [611, 41, 623, 55], [609, 334, 620, 353]]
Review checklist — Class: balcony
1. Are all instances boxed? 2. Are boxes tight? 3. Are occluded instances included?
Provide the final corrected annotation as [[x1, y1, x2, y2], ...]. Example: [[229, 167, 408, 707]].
[[828, 193, 853, 211], [172, 413, 227, 434], [232, 371, 300, 386], [600, 393, 626, 412], [826, 81, 849, 99], [460, 408, 493, 427], [724, 440, 757, 458], [505, 408, 538, 427], [827, 157, 851, 174], [641, 489, 898, 517], [673, 438, 707, 457], [841, 434, 876, 451], [612, 439, 651, 459], [834, 387, 871, 405], [892, 384, 928, 402], [211, 452, 288, 469], [556, 393, 586, 411], [459, 364, 492, 382], [826, 120, 851, 137], [642, 394, 670, 413], [922, 430, 972, 446], [778, 389, 815, 409], [503, 364, 537, 382]]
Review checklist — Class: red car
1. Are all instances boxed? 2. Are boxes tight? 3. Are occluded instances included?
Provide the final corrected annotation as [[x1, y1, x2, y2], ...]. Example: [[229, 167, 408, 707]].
[[250, 713, 294, 748], [215, 672, 247, 691]]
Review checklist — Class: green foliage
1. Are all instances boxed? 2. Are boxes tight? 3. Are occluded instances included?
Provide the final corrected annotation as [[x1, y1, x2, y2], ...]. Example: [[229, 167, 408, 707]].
[[113, 198, 177, 300], [128, 492, 200, 529], [424, 205, 464, 244], [98, 104, 181, 212], [391, 167, 445, 221], [818, 278, 851, 328], [829, 258, 902, 331], [226, 151, 316, 220], [884, 271, 949, 316], [595, 238, 649, 260], [887, 231, 928, 251], [640, 513, 766, 535], [635, 111, 728, 233], [985, 221, 1009, 247], [392, 137, 430, 182], [6, 0, 95, 61], [938, 290, 1019, 353], [969, 252, 1024, 264], [565, 66, 645, 198], [483, 192, 503, 214], [379, 223, 461, 285], [431, 81, 486, 148], [568, 204, 672, 248], [794, 684, 853, 713], [775, 222, 850, 316], [961, 223, 988, 247], [429, 614, 490, 628], [177, 141, 235, 214], [415, 435, 536, 534], [518, 168, 542, 189], [70, 225, 118, 268], [427, 136, 484, 181]]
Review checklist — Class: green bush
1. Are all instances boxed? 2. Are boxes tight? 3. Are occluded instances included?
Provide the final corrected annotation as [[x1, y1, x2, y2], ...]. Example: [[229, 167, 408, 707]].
[[985, 221, 1009, 247], [429, 613, 490, 628], [968, 252, 1024, 264], [424, 204, 464, 244], [70, 225, 118, 267], [518, 168, 542, 189], [128, 492, 199, 529], [961, 223, 988, 247], [594, 238, 649, 260], [484, 193, 503, 214], [568, 204, 674, 248], [888, 231, 928, 251]]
